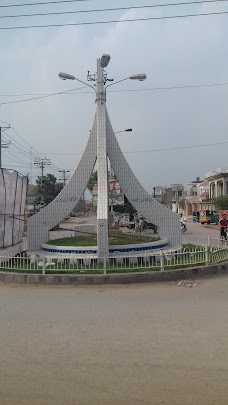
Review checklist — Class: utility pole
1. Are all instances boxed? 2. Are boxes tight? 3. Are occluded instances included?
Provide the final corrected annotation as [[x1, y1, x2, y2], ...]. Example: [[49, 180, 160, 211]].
[[0, 126, 11, 168], [34, 158, 51, 202], [153, 187, 156, 198], [59, 169, 70, 186], [30, 146, 33, 184]]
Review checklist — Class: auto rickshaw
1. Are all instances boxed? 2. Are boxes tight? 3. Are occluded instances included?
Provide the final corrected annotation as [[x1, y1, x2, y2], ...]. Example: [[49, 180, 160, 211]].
[[192, 211, 200, 222], [200, 209, 215, 225]]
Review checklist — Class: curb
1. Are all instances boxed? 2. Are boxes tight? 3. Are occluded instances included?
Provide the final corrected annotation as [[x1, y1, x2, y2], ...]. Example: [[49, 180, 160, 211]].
[[0, 263, 227, 285]]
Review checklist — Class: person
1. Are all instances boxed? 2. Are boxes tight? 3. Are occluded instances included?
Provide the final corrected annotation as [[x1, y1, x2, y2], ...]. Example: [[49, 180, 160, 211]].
[[219, 213, 228, 239], [180, 213, 187, 231], [214, 211, 219, 225], [117, 195, 123, 205], [114, 181, 121, 195]]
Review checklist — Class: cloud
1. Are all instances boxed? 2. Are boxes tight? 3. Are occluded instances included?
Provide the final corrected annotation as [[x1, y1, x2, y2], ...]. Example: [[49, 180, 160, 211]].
[[1, 3, 228, 189]]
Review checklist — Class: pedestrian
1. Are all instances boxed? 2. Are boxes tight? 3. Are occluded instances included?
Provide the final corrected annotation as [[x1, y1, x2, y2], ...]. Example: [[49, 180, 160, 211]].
[[214, 211, 219, 225], [219, 213, 228, 240]]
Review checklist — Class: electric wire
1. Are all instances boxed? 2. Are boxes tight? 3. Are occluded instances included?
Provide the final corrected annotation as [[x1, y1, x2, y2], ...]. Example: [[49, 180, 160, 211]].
[[1, 81, 228, 106], [1, 0, 228, 19], [1, 10, 228, 30], [40, 140, 228, 156], [0, 122, 61, 173], [0, 0, 95, 8], [0, 86, 89, 106]]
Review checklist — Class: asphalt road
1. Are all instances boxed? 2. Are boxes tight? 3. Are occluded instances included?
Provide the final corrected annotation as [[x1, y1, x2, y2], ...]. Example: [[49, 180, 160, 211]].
[[186, 220, 220, 237], [0, 276, 228, 405]]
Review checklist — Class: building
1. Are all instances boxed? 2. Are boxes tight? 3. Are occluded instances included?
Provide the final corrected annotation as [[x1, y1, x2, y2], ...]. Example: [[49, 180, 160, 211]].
[[205, 168, 228, 200]]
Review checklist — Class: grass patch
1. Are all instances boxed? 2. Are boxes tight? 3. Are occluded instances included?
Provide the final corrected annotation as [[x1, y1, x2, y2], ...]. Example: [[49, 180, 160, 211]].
[[182, 243, 204, 250], [47, 234, 159, 247]]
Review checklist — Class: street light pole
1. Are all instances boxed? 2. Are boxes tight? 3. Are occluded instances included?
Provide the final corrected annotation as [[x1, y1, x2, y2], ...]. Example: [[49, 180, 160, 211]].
[[58, 57, 146, 260], [109, 129, 133, 179], [96, 57, 109, 260]]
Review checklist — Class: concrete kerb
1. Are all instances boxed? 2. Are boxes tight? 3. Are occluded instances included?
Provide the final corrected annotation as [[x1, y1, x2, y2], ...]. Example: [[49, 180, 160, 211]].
[[0, 263, 227, 285]]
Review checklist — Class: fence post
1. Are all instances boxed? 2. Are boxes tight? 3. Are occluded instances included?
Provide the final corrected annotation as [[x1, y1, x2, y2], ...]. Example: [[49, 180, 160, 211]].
[[207, 234, 211, 247], [42, 255, 46, 275], [205, 245, 209, 266], [103, 252, 106, 275], [160, 250, 164, 272]]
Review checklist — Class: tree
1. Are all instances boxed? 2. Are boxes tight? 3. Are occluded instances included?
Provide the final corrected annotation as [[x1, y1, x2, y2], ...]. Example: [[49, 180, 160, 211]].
[[114, 196, 137, 215], [35, 174, 63, 204], [87, 170, 97, 192], [179, 199, 186, 210], [215, 195, 228, 210]]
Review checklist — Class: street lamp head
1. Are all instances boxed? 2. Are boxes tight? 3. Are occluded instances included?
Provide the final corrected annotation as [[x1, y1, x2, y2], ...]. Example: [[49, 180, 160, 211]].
[[58, 72, 75, 80], [129, 73, 147, 81], [115, 128, 133, 134], [100, 54, 111, 68]]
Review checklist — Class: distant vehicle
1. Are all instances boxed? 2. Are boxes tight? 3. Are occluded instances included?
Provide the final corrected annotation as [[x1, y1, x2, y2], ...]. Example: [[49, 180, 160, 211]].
[[200, 210, 216, 225]]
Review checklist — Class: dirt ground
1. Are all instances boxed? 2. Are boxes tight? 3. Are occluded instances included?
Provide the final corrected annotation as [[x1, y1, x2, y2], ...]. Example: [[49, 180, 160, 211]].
[[0, 275, 228, 405]]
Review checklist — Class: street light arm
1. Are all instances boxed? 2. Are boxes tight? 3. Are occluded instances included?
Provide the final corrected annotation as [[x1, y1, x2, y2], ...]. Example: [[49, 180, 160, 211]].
[[58, 72, 96, 92], [115, 129, 133, 134], [105, 77, 129, 90], [73, 76, 96, 92], [105, 73, 146, 92]]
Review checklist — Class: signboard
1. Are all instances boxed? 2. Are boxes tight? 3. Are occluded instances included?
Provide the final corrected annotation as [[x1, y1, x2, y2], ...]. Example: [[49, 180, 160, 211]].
[[219, 210, 228, 219], [92, 180, 124, 206]]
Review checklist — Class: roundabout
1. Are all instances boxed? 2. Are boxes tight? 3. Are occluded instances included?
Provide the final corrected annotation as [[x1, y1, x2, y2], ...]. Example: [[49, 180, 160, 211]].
[[41, 234, 168, 256]]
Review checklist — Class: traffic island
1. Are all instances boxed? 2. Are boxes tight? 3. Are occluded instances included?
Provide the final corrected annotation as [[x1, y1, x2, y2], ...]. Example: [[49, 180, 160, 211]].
[[0, 263, 227, 285]]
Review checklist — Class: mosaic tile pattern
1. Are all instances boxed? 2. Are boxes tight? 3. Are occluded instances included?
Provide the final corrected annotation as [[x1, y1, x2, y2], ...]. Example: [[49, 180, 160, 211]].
[[28, 103, 181, 251], [27, 118, 97, 251], [106, 109, 181, 247]]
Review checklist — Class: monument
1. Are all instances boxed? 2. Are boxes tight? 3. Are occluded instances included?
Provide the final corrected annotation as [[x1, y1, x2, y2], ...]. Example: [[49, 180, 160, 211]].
[[28, 54, 181, 255]]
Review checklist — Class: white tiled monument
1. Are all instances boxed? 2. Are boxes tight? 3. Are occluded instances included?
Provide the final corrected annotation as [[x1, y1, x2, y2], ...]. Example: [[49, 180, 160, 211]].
[[28, 55, 181, 255]]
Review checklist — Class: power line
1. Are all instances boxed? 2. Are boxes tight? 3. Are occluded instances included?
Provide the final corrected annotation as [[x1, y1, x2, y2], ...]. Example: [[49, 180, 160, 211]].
[[2, 134, 38, 159], [0, 0, 94, 8], [108, 82, 228, 93], [2, 81, 228, 105], [40, 140, 228, 155], [0, 86, 89, 106], [3, 150, 30, 165], [1, 10, 228, 30], [125, 140, 228, 154], [1, 0, 228, 19], [0, 121, 61, 173]]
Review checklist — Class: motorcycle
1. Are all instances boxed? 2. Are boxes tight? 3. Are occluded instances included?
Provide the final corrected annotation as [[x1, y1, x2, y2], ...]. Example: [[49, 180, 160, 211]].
[[181, 222, 187, 234]]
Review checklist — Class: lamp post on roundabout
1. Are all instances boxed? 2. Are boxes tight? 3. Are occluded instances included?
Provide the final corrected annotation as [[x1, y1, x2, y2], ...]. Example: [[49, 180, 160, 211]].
[[59, 55, 146, 260]]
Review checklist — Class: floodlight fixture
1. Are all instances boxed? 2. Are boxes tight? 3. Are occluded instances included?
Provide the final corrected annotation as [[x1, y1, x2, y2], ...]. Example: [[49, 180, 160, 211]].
[[100, 54, 111, 68], [129, 73, 147, 81]]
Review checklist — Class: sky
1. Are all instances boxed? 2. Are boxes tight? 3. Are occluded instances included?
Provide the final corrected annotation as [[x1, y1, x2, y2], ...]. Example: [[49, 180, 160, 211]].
[[1, 0, 228, 193]]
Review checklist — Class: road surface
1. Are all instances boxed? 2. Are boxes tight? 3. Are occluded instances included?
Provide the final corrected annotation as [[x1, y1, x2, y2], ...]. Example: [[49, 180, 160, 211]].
[[0, 276, 228, 405]]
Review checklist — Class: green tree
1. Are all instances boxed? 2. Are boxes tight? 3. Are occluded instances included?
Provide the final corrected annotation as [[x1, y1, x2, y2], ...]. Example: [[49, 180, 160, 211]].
[[35, 174, 63, 204], [87, 170, 97, 192], [179, 199, 186, 210], [114, 196, 137, 215], [215, 195, 228, 210]]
